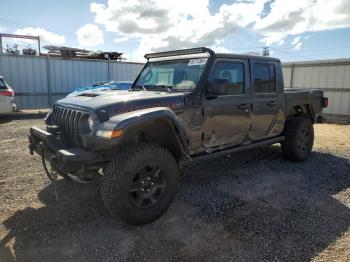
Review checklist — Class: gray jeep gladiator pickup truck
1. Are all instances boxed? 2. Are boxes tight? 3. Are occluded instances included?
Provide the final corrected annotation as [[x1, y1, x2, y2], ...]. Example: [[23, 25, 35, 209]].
[[29, 47, 328, 225]]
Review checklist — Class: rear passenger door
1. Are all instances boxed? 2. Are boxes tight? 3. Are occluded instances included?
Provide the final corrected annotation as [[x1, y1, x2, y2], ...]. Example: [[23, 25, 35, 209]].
[[203, 59, 251, 148], [250, 60, 285, 140]]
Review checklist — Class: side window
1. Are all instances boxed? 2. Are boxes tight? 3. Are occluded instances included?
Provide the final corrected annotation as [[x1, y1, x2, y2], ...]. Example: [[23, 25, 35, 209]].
[[253, 63, 276, 93], [211, 62, 244, 95]]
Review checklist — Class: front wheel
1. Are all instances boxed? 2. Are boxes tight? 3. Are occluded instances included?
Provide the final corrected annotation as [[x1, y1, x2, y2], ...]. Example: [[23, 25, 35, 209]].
[[101, 143, 179, 225], [281, 116, 314, 161]]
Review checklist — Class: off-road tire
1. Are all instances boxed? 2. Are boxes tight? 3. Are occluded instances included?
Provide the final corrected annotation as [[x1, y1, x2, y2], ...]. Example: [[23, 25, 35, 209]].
[[101, 143, 179, 225], [281, 116, 314, 161]]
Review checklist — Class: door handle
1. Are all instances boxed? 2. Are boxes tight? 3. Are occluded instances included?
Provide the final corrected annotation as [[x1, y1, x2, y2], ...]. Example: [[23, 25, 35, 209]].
[[238, 103, 251, 110], [267, 101, 276, 107]]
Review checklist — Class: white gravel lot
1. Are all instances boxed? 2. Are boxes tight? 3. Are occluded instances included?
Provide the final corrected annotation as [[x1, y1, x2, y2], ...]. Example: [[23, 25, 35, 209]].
[[0, 116, 349, 261]]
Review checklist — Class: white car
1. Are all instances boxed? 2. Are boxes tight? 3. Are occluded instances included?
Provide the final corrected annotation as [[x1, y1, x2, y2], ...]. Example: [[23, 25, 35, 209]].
[[0, 76, 16, 114]]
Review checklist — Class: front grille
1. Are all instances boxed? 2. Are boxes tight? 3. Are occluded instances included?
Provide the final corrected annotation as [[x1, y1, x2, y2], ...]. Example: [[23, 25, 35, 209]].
[[51, 106, 85, 146]]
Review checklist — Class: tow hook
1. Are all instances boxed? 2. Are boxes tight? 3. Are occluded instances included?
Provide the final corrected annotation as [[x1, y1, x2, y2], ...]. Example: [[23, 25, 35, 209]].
[[65, 166, 99, 184], [39, 143, 59, 200], [29, 144, 34, 155]]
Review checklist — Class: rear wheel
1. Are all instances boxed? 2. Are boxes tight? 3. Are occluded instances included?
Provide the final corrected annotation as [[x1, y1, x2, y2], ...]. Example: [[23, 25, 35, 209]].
[[281, 116, 314, 161], [101, 143, 179, 225]]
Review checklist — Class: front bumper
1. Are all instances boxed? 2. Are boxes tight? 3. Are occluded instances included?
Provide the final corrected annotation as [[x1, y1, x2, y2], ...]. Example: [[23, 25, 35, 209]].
[[28, 127, 97, 174]]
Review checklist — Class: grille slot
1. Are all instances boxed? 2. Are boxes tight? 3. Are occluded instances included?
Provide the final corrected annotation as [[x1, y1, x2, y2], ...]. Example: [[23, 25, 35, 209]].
[[51, 106, 86, 146]]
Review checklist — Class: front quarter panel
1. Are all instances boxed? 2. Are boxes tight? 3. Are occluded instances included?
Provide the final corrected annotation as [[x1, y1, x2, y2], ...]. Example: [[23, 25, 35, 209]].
[[96, 107, 190, 154]]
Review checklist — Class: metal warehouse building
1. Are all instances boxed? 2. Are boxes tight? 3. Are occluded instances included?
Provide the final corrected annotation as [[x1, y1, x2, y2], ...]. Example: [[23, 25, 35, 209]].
[[0, 54, 349, 123], [282, 59, 350, 123], [0, 54, 144, 109]]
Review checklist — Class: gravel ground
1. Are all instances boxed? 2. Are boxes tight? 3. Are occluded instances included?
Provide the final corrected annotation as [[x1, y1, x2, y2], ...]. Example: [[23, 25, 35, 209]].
[[0, 115, 349, 262]]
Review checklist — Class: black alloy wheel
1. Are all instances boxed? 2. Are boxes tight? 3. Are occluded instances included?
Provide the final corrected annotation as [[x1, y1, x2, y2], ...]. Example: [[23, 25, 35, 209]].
[[129, 164, 166, 208]]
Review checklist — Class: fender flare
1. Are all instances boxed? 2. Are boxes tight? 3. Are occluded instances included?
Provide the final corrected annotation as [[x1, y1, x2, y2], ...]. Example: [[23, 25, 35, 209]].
[[97, 107, 190, 156]]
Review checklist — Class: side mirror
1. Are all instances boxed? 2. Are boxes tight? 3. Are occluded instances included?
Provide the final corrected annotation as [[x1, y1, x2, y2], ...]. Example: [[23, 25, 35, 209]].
[[206, 78, 227, 98]]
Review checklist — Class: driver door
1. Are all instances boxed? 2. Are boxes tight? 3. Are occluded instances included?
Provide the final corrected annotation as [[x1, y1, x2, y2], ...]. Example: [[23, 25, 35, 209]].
[[202, 59, 251, 148]]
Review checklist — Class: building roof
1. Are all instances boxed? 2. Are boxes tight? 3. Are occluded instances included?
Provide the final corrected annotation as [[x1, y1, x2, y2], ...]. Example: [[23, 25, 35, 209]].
[[215, 52, 280, 62], [283, 58, 350, 66]]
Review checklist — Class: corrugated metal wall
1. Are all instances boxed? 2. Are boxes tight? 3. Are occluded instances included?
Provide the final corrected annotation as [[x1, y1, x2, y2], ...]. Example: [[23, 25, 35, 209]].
[[1, 54, 349, 121], [0, 54, 144, 109], [282, 59, 350, 122]]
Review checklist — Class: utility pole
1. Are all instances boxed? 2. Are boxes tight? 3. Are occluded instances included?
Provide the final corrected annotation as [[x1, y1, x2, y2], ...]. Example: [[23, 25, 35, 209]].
[[262, 46, 270, 56]]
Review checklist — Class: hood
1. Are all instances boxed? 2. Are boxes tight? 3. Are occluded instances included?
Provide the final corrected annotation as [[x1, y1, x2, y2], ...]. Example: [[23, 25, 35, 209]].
[[66, 89, 129, 98], [56, 90, 185, 118], [67, 81, 133, 98]]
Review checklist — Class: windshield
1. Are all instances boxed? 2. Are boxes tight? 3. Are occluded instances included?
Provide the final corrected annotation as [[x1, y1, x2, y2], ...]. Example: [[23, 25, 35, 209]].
[[134, 58, 208, 92]]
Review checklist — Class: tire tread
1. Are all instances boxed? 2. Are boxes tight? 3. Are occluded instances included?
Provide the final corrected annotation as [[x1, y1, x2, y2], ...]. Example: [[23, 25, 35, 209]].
[[101, 142, 179, 225]]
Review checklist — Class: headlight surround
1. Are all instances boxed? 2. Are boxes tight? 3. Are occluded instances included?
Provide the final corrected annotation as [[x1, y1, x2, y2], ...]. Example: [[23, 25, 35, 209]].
[[44, 108, 53, 123], [79, 114, 96, 134], [88, 116, 94, 130], [46, 108, 53, 118]]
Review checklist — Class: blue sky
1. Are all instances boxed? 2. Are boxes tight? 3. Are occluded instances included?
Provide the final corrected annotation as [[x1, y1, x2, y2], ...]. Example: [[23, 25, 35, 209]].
[[1, 0, 350, 62]]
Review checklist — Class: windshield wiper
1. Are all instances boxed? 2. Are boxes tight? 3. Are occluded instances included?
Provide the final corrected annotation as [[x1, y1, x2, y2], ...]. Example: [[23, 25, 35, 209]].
[[154, 85, 173, 93], [133, 84, 148, 91]]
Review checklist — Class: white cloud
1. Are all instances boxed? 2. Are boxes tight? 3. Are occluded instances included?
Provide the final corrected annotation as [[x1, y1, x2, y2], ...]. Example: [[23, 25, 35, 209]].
[[255, 0, 350, 44], [0, 26, 6, 32], [291, 36, 302, 50], [90, 0, 268, 58], [210, 45, 233, 53], [76, 24, 104, 47], [87, 0, 350, 59], [14, 27, 65, 44], [291, 36, 301, 46], [293, 42, 302, 50], [114, 36, 129, 42]]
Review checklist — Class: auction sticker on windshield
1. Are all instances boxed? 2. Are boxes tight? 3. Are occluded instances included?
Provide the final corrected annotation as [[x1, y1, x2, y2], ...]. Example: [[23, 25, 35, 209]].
[[188, 58, 208, 66]]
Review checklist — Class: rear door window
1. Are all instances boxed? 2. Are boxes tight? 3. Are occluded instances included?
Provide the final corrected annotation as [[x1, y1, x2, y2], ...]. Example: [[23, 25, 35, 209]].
[[253, 63, 276, 93]]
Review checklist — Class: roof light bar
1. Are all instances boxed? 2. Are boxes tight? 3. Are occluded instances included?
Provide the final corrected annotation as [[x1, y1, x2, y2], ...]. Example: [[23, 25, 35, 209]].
[[144, 47, 215, 60]]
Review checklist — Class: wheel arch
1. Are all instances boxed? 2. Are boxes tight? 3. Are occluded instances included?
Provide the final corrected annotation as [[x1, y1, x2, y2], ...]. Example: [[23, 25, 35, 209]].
[[287, 103, 315, 122], [103, 107, 190, 161]]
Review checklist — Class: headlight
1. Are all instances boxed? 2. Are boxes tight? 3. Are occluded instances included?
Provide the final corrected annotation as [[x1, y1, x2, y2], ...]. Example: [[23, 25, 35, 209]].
[[95, 129, 123, 138], [88, 116, 94, 130]]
